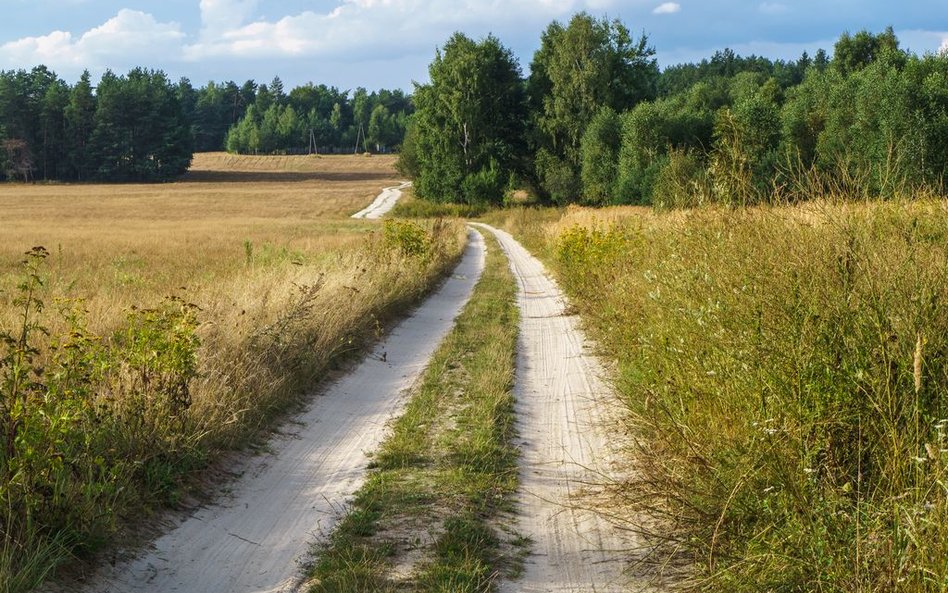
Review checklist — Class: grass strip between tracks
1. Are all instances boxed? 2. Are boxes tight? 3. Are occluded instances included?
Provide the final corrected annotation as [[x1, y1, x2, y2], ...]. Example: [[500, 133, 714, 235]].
[[306, 229, 525, 593]]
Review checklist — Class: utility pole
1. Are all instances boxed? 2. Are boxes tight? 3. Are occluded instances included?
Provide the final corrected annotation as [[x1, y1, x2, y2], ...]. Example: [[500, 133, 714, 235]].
[[353, 123, 366, 154]]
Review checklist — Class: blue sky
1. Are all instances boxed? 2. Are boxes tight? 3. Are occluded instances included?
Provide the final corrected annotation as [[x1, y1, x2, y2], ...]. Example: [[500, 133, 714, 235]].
[[3, 1, 947, 90]]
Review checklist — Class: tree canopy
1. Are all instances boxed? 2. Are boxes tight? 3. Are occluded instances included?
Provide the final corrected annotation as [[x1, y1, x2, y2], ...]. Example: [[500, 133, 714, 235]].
[[401, 32, 527, 205], [529, 13, 659, 203], [0, 67, 191, 182], [0, 67, 415, 182], [399, 23, 947, 207]]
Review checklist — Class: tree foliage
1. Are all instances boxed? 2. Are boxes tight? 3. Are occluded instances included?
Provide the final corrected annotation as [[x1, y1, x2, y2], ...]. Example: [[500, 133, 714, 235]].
[[403, 33, 526, 205], [598, 27, 944, 205], [0, 65, 416, 182], [0, 67, 191, 182], [580, 107, 622, 205], [399, 22, 945, 208], [529, 13, 658, 202], [225, 84, 412, 155], [90, 69, 193, 181]]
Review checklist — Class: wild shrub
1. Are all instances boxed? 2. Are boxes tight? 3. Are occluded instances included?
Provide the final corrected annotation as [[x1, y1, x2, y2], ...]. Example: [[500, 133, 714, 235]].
[[382, 220, 433, 259], [651, 148, 711, 209], [580, 107, 622, 205], [534, 149, 580, 206], [0, 248, 203, 587]]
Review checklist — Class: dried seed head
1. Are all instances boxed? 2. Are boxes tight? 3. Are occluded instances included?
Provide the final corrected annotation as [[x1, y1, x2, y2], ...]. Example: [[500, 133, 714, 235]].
[[914, 333, 924, 395]]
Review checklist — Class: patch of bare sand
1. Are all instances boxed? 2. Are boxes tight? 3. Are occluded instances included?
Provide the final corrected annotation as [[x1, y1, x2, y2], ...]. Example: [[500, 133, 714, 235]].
[[474, 223, 655, 593]]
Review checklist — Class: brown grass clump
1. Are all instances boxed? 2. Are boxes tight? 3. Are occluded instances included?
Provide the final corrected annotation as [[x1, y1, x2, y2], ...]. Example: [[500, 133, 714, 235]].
[[0, 154, 465, 593], [499, 197, 948, 592]]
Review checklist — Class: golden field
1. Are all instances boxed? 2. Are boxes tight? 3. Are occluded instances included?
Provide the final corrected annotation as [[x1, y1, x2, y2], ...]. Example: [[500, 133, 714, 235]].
[[0, 153, 464, 592], [1, 152, 401, 317]]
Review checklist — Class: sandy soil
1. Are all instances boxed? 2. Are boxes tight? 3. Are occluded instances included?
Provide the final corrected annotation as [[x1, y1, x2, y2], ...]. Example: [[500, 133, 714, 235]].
[[474, 224, 643, 593], [64, 229, 485, 593], [351, 181, 411, 219]]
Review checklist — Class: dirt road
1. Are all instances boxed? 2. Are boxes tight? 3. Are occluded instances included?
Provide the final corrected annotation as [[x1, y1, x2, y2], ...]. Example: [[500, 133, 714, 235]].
[[351, 181, 411, 219], [71, 230, 485, 593], [474, 224, 638, 593]]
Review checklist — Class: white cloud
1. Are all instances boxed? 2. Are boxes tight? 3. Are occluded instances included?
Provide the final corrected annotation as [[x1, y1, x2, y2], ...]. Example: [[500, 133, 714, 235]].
[[0, 0, 635, 78], [184, 0, 625, 61], [941, 37, 948, 55], [199, 0, 259, 37], [0, 9, 184, 71], [892, 29, 948, 56], [652, 2, 681, 14], [759, 2, 788, 14]]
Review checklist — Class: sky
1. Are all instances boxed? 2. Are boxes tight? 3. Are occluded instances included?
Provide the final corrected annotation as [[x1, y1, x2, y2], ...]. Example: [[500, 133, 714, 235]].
[[2, 0, 947, 91]]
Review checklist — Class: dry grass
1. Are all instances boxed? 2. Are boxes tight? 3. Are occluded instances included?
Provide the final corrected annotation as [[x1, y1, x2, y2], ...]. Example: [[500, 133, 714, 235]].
[[0, 153, 406, 342], [1, 152, 399, 312], [0, 153, 464, 593]]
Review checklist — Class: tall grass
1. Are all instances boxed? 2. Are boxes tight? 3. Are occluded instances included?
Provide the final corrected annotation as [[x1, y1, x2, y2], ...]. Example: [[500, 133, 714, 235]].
[[390, 191, 489, 219], [499, 198, 948, 591], [0, 220, 464, 592]]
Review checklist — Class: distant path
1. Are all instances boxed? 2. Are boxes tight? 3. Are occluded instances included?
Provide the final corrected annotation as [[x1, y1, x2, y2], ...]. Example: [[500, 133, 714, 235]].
[[473, 224, 642, 593], [352, 181, 412, 219], [68, 230, 485, 593]]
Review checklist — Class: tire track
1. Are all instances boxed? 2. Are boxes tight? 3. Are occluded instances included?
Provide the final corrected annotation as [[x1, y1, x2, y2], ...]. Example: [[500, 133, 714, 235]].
[[473, 224, 641, 593], [64, 229, 485, 593], [351, 181, 411, 219]]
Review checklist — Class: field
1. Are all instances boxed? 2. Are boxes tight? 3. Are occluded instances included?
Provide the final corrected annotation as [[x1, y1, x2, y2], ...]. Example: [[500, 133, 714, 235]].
[[1, 152, 400, 315], [488, 198, 948, 592], [0, 153, 465, 591]]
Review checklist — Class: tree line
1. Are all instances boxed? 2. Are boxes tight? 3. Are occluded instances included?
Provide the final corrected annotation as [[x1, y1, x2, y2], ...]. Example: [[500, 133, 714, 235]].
[[223, 83, 411, 155], [0, 67, 413, 182], [0, 67, 191, 182], [400, 16, 948, 206]]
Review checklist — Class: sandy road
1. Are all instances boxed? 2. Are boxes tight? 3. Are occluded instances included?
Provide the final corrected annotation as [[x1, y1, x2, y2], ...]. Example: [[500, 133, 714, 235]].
[[67, 229, 485, 593], [473, 224, 638, 593], [351, 181, 411, 219]]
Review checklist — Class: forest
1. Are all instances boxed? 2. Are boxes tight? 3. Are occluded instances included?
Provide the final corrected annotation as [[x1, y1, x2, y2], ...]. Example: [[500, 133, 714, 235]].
[[3, 17, 946, 199], [0, 68, 412, 182], [401, 18, 948, 207]]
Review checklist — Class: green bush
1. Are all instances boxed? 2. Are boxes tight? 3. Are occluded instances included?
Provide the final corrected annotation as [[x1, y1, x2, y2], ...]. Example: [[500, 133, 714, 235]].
[[461, 161, 505, 205], [580, 107, 622, 205], [1, 248, 202, 588], [651, 148, 710, 208], [534, 149, 580, 205], [382, 220, 433, 259]]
